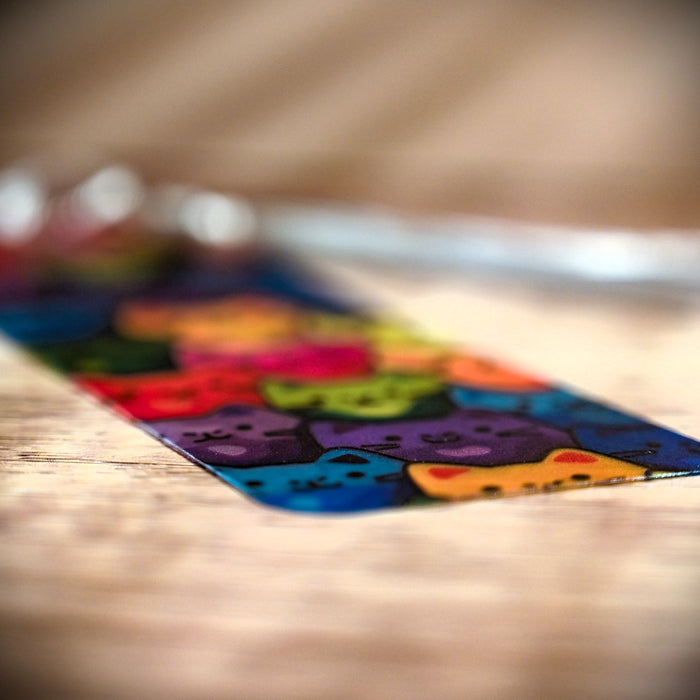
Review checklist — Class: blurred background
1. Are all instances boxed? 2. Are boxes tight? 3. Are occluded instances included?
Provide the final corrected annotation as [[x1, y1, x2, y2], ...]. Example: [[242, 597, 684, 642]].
[[0, 0, 698, 229]]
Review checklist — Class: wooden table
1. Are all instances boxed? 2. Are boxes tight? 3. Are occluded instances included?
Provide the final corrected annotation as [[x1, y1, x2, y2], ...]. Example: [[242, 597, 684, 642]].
[[1, 257, 699, 699], [1, 2, 699, 695]]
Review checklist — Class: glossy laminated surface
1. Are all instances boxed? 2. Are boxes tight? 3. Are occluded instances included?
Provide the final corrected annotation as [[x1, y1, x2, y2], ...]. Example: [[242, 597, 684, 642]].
[[1, 253, 698, 513]]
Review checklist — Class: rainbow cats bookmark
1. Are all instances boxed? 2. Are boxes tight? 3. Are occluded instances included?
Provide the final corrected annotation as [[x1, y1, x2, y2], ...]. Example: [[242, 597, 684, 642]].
[[1, 253, 698, 513]]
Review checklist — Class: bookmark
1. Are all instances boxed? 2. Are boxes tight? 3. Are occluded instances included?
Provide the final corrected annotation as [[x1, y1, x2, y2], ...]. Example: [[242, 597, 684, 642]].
[[1, 251, 698, 513]]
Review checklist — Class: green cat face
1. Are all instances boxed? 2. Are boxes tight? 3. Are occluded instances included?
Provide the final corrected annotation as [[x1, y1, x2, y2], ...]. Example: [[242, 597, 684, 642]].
[[262, 372, 448, 420], [33, 332, 174, 375]]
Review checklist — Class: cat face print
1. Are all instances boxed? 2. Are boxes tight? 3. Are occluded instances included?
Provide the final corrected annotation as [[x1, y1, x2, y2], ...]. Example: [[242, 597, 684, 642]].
[[573, 423, 700, 472], [175, 339, 372, 381], [147, 405, 320, 467], [263, 372, 450, 420], [36, 332, 174, 375], [408, 448, 653, 500], [116, 294, 303, 344], [79, 367, 264, 420], [449, 386, 642, 430], [211, 448, 418, 512], [311, 408, 574, 465]]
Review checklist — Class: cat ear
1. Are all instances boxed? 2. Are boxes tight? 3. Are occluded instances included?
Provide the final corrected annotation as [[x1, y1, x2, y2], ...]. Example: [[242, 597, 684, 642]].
[[267, 380, 302, 392], [327, 453, 371, 464], [263, 379, 309, 410]]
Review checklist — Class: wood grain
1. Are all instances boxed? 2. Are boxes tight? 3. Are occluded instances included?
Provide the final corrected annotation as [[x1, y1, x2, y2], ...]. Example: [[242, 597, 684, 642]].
[[1, 259, 699, 699]]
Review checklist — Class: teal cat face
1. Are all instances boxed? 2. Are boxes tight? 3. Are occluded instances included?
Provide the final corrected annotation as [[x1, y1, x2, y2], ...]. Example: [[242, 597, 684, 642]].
[[262, 372, 449, 420]]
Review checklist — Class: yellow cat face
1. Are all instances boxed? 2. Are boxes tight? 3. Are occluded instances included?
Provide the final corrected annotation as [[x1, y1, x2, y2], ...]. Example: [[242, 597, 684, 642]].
[[303, 313, 430, 344], [407, 449, 653, 500]]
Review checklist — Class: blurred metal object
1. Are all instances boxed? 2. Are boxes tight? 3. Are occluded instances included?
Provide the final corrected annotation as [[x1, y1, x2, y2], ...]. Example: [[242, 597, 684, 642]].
[[258, 202, 700, 293], [0, 166, 47, 244], [0, 161, 145, 248], [72, 165, 144, 228], [2, 155, 697, 295], [144, 184, 257, 248]]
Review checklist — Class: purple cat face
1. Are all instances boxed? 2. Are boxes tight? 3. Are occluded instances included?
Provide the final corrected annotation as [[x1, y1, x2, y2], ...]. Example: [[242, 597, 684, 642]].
[[148, 405, 320, 467], [310, 408, 574, 466]]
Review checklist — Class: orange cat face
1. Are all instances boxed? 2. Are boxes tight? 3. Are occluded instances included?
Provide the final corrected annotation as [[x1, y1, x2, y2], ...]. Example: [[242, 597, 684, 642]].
[[374, 340, 450, 374], [408, 449, 653, 500], [444, 354, 548, 391], [115, 294, 302, 344]]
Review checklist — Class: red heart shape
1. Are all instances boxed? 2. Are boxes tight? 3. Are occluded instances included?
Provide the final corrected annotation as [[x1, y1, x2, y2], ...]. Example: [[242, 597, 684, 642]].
[[553, 451, 598, 464], [428, 466, 470, 480]]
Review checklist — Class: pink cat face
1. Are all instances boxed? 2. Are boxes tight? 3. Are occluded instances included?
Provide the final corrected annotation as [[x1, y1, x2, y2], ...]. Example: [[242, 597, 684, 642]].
[[175, 339, 372, 381]]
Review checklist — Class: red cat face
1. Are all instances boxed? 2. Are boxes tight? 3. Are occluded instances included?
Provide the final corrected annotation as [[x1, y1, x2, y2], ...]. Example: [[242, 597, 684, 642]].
[[78, 367, 264, 420]]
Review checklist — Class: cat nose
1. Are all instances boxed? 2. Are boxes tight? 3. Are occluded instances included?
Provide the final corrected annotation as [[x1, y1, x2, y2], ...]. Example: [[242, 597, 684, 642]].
[[420, 432, 461, 444]]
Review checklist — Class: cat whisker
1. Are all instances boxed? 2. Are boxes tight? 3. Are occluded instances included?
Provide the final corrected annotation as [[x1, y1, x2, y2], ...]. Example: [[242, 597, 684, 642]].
[[496, 428, 542, 438], [374, 472, 404, 483], [608, 449, 656, 458], [360, 443, 401, 451]]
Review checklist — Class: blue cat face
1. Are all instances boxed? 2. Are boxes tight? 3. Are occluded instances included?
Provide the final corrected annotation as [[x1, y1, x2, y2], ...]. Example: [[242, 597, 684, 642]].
[[0, 293, 115, 345], [573, 423, 700, 472], [210, 448, 419, 512], [449, 386, 641, 430]]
